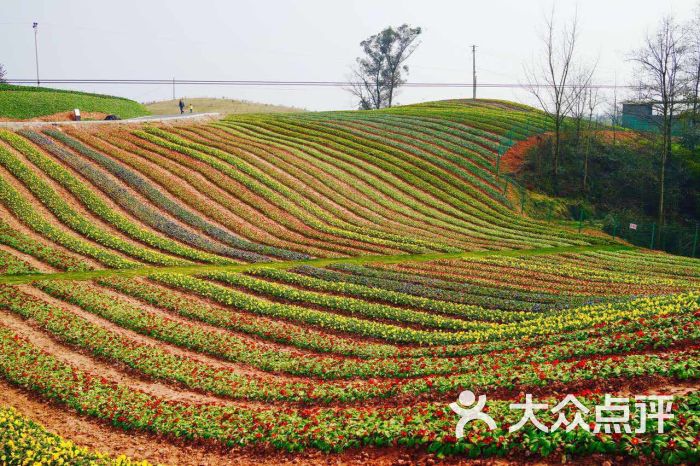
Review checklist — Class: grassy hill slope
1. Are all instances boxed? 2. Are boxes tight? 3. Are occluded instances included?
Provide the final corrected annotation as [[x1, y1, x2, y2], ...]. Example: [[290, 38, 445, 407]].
[[145, 97, 304, 115], [0, 99, 698, 464], [0, 84, 149, 120]]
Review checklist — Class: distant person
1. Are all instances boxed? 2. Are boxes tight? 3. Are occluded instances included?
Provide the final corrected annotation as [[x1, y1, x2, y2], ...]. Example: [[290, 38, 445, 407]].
[[178, 99, 184, 114], [189, 103, 193, 113]]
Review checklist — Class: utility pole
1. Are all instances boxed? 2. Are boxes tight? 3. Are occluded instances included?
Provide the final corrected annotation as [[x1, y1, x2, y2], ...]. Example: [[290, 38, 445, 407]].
[[33, 22, 40, 86], [471, 44, 477, 100], [172, 77, 176, 100]]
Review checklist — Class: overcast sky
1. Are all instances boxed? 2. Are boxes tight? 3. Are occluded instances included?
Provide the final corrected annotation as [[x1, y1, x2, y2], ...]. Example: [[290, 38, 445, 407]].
[[1, 0, 698, 111]]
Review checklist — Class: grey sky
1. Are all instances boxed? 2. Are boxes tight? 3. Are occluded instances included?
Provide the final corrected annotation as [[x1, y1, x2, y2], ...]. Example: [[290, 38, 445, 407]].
[[1, 0, 697, 111]]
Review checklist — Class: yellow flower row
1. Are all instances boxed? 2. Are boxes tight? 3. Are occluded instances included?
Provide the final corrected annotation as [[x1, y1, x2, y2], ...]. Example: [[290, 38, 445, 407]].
[[0, 407, 151, 466]]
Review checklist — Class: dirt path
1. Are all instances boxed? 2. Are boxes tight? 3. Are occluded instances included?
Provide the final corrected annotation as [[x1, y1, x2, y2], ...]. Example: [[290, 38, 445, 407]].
[[0, 113, 221, 129]]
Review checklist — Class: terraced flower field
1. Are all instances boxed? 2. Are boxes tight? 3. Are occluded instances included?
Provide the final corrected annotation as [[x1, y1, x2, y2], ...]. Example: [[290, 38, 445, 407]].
[[0, 100, 698, 464]]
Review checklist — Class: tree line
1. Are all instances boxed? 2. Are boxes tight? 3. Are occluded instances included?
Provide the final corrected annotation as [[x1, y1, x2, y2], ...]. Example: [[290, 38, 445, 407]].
[[519, 6, 700, 241]]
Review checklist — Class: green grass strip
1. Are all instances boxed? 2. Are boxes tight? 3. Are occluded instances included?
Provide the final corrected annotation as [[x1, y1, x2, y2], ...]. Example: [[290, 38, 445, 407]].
[[0, 244, 632, 285]]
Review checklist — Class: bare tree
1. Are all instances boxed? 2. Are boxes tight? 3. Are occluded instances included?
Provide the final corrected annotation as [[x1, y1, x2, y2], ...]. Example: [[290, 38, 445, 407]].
[[686, 4, 700, 126], [0, 63, 6, 83], [630, 15, 688, 236], [348, 61, 383, 110], [608, 77, 621, 145], [347, 24, 422, 110], [569, 66, 597, 144], [582, 87, 601, 191], [524, 8, 593, 193]]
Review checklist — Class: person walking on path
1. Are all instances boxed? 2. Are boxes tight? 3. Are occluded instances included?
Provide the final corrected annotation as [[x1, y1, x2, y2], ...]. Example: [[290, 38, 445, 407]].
[[189, 103, 193, 113], [178, 99, 185, 114]]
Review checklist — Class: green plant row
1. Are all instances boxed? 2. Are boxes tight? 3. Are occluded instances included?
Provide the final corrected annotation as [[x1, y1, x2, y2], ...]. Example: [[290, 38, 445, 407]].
[[0, 324, 697, 462]]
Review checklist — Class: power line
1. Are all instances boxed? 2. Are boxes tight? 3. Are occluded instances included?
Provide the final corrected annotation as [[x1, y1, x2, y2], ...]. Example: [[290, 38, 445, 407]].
[[5, 78, 636, 89]]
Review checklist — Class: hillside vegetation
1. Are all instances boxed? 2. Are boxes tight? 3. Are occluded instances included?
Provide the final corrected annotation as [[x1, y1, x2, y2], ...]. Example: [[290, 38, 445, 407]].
[[514, 122, 700, 257], [145, 97, 304, 115], [0, 84, 149, 120], [0, 99, 698, 464]]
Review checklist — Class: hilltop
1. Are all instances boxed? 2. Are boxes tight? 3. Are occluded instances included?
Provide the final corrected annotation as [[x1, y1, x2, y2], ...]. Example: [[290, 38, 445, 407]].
[[0, 84, 149, 120], [145, 97, 304, 115]]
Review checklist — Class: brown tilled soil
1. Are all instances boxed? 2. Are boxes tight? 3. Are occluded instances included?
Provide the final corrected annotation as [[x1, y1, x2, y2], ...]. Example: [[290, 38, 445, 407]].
[[500, 135, 544, 174], [500, 131, 640, 175], [198, 125, 447, 244]]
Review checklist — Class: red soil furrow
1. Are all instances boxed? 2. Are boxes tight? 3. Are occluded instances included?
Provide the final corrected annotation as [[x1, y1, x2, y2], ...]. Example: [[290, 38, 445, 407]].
[[323, 344, 700, 408], [0, 244, 55, 273], [66, 129, 287, 259], [401, 118, 503, 153], [308, 269, 564, 310], [101, 132, 341, 259], [45, 131, 251, 262], [500, 131, 639, 175], [19, 284, 292, 382], [0, 203, 101, 269], [13, 284, 475, 403], [206, 127, 504, 248], [120, 130, 377, 257], [245, 271, 508, 323], [231, 121, 519, 247], [550, 254, 700, 284], [169, 128, 404, 256], [0, 163, 140, 266], [386, 115, 502, 151], [332, 121, 546, 241], [500, 133, 545, 173], [0, 379, 492, 466], [435, 259, 685, 294], [0, 380, 220, 466], [288, 121, 559, 249], [111, 276, 430, 358], [107, 274, 690, 370], [47, 130, 250, 257], [408, 116, 506, 144], [188, 125, 444, 244], [201, 125, 484, 249], [382, 264, 672, 297], [1, 138, 187, 266], [335, 120, 504, 195], [263, 121, 471, 215], [205, 276, 461, 333], [16, 133, 213, 265], [180, 128, 382, 233], [0, 310, 229, 405], [68, 278, 350, 369], [148, 276, 433, 348], [380, 261, 681, 296]]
